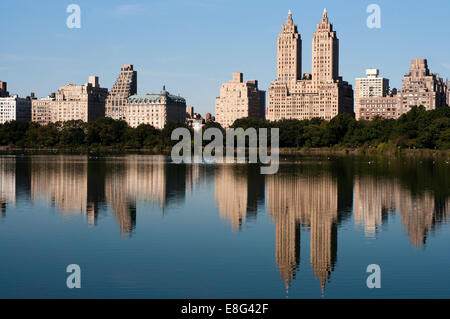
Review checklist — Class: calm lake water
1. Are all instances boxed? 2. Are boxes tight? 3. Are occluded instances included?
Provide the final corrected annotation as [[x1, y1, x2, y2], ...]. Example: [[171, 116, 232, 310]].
[[0, 154, 449, 298]]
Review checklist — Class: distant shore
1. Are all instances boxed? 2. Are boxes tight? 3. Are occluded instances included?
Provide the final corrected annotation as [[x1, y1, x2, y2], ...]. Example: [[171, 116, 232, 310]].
[[0, 145, 449, 159], [278, 147, 450, 159]]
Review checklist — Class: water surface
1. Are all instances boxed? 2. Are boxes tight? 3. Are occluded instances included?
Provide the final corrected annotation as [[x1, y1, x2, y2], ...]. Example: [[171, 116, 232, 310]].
[[0, 154, 449, 298]]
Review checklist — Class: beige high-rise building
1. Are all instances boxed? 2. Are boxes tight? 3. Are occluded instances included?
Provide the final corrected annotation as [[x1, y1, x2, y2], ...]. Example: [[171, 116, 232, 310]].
[[355, 69, 389, 99], [126, 86, 186, 129], [105, 64, 137, 120], [31, 95, 55, 125], [267, 9, 354, 121], [32, 76, 108, 124], [398, 59, 446, 111], [277, 9, 302, 83], [215, 72, 263, 128], [354, 69, 390, 119], [357, 59, 446, 120]]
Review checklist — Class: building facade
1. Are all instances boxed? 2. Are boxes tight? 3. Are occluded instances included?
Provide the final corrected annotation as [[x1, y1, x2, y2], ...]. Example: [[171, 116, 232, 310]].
[[215, 72, 263, 128], [0, 81, 9, 98], [397, 59, 446, 111], [105, 64, 137, 120], [126, 86, 186, 129], [266, 9, 354, 122], [357, 95, 399, 120], [357, 59, 447, 120], [32, 76, 108, 124], [186, 106, 194, 119], [31, 95, 55, 125], [0, 95, 32, 123], [355, 69, 390, 120]]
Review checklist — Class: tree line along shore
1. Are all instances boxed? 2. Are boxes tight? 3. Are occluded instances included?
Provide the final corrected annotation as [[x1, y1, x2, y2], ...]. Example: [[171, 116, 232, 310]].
[[0, 106, 449, 155]]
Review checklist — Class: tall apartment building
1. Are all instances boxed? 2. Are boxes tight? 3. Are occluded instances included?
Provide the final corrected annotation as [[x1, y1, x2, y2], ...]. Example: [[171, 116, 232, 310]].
[[215, 72, 263, 128], [398, 59, 446, 111], [266, 9, 354, 121], [357, 59, 446, 120], [0, 95, 32, 123], [31, 94, 55, 125], [105, 64, 137, 120], [126, 86, 186, 129], [355, 69, 390, 120], [186, 106, 194, 119], [355, 69, 389, 101], [32, 76, 108, 124], [0, 81, 9, 97]]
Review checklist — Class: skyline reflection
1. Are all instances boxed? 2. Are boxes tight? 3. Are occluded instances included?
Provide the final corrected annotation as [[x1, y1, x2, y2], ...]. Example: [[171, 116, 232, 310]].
[[0, 155, 449, 293]]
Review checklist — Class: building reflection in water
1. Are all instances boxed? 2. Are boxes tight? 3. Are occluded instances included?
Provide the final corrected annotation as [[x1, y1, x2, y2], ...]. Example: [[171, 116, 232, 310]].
[[266, 171, 338, 293], [353, 175, 442, 248], [214, 164, 265, 232], [26, 155, 188, 237], [0, 157, 16, 217], [0, 155, 449, 292], [353, 176, 394, 237]]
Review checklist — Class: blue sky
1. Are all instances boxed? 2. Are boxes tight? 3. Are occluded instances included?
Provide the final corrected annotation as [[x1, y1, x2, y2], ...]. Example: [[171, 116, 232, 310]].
[[1, 0, 449, 115]]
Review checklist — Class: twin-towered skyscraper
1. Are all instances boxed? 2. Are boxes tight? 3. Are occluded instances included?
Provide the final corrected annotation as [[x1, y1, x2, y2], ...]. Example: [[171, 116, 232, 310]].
[[215, 9, 354, 127], [266, 9, 354, 121]]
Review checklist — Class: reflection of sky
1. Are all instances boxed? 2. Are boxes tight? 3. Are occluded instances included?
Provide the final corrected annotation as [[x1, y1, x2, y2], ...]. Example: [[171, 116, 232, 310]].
[[0, 155, 449, 298]]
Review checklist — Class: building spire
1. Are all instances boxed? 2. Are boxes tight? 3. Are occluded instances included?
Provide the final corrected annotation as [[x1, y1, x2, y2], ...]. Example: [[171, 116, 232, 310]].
[[322, 8, 328, 23], [286, 9, 293, 25]]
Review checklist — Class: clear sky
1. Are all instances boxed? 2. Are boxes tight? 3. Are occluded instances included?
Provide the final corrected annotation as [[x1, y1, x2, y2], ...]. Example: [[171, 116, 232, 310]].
[[1, 0, 449, 115]]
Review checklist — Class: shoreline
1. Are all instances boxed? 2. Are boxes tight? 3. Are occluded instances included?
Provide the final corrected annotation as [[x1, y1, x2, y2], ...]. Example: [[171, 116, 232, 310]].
[[0, 146, 449, 159], [278, 147, 450, 159]]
